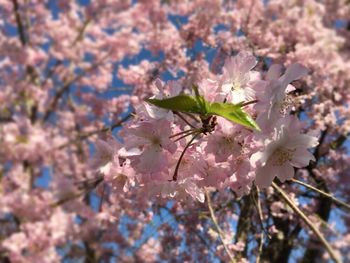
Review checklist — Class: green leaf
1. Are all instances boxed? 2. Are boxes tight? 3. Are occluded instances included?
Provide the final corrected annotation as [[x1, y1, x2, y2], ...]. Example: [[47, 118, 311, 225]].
[[146, 93, 260, 131], [146, 94, 206, 114], [192, 84, 209, 114], [208, 102, 261, 130]]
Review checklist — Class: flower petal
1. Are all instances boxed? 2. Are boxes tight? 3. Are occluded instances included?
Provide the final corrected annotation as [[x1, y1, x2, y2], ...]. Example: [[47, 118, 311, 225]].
[[276, 163, 295, 182], [290, 149, 315, 168], [255, 164, 278, 188], [281, 63, 308, 85]]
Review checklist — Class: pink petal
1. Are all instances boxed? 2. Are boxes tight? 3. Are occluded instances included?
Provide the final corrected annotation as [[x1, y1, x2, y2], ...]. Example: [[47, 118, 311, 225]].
[[236, 51, 258, 73], [285, 134, 319, 149], [266, 64, 283, 80], [282, 63, 308, 85], [137, 147, 167, 173], [255, 164, 278, 188], [290, 149, 315, 168], [276, 163, 295, 182]]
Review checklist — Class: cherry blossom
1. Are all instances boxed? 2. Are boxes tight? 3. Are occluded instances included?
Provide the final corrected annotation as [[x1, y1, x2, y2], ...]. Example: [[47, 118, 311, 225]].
[[0, 0, 349, 262], [220, 51, 258, 104], [251, 116, 319, 188], [256, 63, 309, 131]]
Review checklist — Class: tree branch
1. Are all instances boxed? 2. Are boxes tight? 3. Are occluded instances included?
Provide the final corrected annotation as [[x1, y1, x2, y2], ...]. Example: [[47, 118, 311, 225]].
[[205, 190, 236, 263], [292, 179, 350, 212], [272, 182, 340, 263], [56, 112, 132, 150], [11, 0, 26, 46], [42, 53, 112, 122]]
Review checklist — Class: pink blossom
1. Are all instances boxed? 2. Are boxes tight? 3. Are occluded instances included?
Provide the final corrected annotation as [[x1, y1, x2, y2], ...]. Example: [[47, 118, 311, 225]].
[[90, 138, 120, 175], [157, 177, 205, 203], [205, 117, 241, 163], [105, 159, 136, 193], [251, 116, 318, 188], [220, 51, 258, 104], [142, 78, 181, 120], [228, 158, 254, 196], [256, 63, 309, 131], [120, 119, 176, 174], [1, 0, 349, 261]]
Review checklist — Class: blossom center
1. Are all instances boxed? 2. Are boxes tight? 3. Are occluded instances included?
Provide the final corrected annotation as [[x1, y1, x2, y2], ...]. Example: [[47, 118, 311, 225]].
[[271, 148, 295, 166], [151, 137, 162, 147], [231, 80, 241, 91]]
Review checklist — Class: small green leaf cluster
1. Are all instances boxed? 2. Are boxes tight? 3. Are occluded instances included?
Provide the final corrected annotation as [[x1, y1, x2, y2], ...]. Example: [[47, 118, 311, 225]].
[[146, 85, 260, 131]]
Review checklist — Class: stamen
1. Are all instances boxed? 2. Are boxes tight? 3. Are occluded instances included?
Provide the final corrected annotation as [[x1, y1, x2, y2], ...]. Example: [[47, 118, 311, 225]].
[[271, 148, 295, 166]]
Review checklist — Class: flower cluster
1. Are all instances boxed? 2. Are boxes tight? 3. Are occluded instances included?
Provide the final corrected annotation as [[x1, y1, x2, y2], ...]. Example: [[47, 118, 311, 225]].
[[2, 0, 349, 261], [93, 51, 318, 202]]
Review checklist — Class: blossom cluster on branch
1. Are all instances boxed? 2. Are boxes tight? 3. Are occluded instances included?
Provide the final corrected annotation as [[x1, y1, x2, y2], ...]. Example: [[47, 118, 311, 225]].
[[0, 0, 350, 262], [95, 51, 318, 203]]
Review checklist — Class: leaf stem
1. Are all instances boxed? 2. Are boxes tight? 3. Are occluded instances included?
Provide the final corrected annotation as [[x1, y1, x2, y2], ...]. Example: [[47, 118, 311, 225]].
[[241, 100, 258, 107], [174, 111, 197, 128], [173, 130, 200, 142], [169, 128, 196, 139], [183, 112, 201, 123]]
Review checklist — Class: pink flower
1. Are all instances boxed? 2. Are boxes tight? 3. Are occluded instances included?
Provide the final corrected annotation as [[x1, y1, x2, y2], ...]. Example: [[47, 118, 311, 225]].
[[205, 117, 241, 162], [2, 232, 28, 256], [142, 78, 181, 120], [91, 138, 120, 175], [91, 138, 135, 192], [104, 159, 136, 192], [251, 116, 318, 188], [157, 177, 205, 203], [198, 78, 222, 103], [256, 63, 309, 131], [120, 119, 176, 174], [220, 51, 257, 104], [228, 158, 254, 196]]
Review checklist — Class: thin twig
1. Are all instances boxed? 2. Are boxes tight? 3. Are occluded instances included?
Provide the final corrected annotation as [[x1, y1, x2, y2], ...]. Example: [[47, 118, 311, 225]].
[[43, 53, 111, 122], [251, 187, 271, 240], [174, 111, 197, 128], [0, 116, 14, 123], [41, 60, 62, 87], [184, 112, 201, 123], [205, 190, 236, 263], [241, 100, 258, 107], [49, 190, 85, 208], [272, 182, 340, 263], [71, 19, 91, 46], [56, 113, 132, 150], [193, 231, 225, 262], [256, 227, 264, 263], [292, 179, 350, 212], [172, 133, 200, 181], [99, 184, 106, 212], [169, 128, 196, 139], [173, 130, 199, 142], [252, 187, 266, 263], [12, 0, 40, 86], [50, 177, 104, 208]]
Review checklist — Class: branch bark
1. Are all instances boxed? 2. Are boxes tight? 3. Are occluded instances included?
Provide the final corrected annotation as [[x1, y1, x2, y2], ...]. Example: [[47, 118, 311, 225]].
[[205, 190, 236, 263], [272, 183, 340, 263]]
